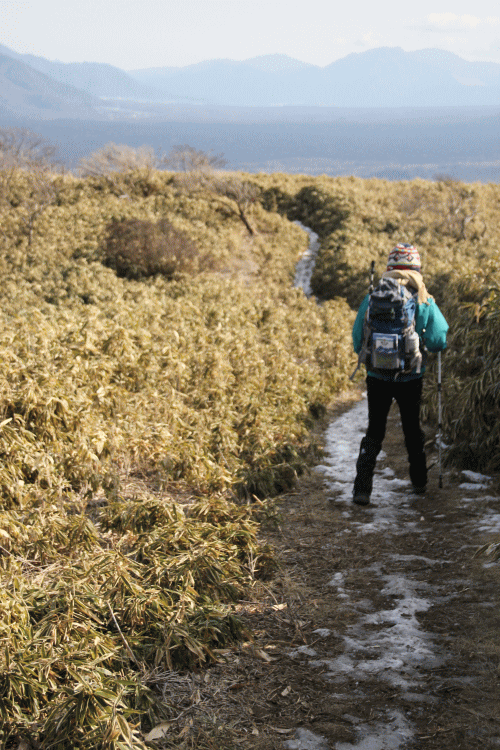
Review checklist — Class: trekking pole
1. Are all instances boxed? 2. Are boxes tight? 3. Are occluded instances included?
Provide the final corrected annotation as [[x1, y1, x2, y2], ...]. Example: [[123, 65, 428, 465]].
[[438, 351, 443, 488], [369, 260, 375, 293]]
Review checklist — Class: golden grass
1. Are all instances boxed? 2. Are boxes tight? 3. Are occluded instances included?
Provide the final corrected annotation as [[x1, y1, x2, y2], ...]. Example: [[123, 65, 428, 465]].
[[3, 161, 497, 746], [0, 167, 355, 748]]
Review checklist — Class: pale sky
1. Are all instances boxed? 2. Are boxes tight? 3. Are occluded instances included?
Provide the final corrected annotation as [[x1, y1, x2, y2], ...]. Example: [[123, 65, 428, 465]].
[[1, 0, 500, 69]]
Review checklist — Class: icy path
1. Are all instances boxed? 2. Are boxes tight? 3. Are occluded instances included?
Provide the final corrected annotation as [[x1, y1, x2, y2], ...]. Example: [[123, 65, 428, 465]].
[[284, 398, 437, 750], [294, 222, 320, 297], [317, 399, 418, 535], [283, 224, 499, 750], [282, 395, 497, 750]]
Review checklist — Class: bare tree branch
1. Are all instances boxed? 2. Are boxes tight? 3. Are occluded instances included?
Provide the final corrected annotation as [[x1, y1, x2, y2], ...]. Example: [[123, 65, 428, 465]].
[[162, 145, 227, 173], [78, 142, 160, 178]]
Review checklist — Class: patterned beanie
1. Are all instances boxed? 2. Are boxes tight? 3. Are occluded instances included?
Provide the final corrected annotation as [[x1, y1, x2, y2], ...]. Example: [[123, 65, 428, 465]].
[[386, 243, 421, 272]]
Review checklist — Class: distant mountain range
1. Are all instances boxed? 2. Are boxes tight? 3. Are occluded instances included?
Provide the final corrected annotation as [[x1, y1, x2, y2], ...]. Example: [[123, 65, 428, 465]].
[[0, 43, 162, 103], [129, 49, 500, 107], [0, 43, 500, 121], [1, 43, 500, 183], [0, 50, 98, 119]]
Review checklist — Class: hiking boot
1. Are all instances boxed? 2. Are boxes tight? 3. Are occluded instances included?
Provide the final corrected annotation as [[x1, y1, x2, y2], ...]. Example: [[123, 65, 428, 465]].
[[352, 436, 381, 505], [352, 493, 371, 506], [409, 450, 427, 490], [412, 485, 426, 495]]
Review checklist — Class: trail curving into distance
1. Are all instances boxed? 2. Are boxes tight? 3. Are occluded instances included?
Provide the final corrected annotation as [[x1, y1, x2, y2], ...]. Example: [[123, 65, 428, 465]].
[[281, 224, 500, 750]]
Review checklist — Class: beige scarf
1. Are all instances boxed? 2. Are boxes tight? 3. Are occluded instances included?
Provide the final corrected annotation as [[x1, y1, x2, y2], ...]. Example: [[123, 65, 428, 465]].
[[383, 270, 432, 305]]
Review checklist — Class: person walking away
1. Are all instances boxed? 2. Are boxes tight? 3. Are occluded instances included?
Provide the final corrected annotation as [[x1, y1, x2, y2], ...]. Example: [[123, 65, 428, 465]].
[[351, 243, 448, 506]]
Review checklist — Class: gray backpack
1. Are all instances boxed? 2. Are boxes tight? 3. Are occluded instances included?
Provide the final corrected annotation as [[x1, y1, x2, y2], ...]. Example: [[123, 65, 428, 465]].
[[351, 278, 423, 379]]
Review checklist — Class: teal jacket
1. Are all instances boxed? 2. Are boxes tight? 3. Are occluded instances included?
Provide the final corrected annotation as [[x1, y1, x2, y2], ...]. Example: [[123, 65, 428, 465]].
[[352, 293, 449, 381]]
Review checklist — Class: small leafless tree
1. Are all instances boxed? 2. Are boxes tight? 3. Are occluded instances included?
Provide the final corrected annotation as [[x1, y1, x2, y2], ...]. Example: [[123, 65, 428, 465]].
[[162, 144, 227, 173], [78, 142, 160, 178], [208, 174, 259, 236], [168, 146, 258, 236], [398, 176, 484, 241], [0, 128, 57, 197], [0, 128, 59, 245]]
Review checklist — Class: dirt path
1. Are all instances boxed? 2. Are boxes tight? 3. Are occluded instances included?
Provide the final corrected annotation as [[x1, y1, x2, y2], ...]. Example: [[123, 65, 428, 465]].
[[196, 393, 500, 750]]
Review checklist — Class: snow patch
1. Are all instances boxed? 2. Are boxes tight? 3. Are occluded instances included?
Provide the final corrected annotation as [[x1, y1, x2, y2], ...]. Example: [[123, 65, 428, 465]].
[[459, 482, 490, 491], [476, 510, 500, 534], [313, 628, 332, 638], [293, 222, 320, 296], [289, 645, 318, 659], [318, 396, 419, 535], [335, 709, 413, 750], [328, 572, 350, 600], [462, 470, 491, 484], [312, 565, 441, 691], [284, 728, 330, 750]]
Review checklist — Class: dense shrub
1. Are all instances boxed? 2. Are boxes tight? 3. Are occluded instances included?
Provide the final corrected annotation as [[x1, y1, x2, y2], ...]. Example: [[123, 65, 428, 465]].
[[254, 173, 500, 306], [291, 184, 351, 237], [103, 217, 206, 279], [0, 165, 356, 748], [423, 265, 500, 475]]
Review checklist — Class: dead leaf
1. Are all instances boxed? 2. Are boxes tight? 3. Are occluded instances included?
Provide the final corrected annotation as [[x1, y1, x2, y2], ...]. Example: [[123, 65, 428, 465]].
[[145, 722, 172, 741], [253, 647, 275, 662]]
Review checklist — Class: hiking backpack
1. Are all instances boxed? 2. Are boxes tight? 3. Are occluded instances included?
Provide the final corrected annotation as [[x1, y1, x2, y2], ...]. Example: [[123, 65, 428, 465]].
[[354, 277, 423, 378]]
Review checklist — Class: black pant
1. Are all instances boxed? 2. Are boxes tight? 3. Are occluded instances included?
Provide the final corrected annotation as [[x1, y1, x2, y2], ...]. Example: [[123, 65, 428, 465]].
[[354, 376, 427, 496]]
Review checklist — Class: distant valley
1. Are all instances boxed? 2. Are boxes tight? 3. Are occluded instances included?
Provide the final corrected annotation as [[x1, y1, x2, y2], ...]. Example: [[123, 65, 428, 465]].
[[0, 43, 499, 181]]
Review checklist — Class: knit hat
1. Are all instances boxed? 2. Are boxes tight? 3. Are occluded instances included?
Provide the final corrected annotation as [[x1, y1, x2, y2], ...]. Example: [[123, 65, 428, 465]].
[[386, 243, 421, 272]]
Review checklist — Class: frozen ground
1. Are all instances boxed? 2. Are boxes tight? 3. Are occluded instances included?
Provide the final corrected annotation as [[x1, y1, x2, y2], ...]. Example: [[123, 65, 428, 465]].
[[279, 393, 500, 750], [271, 223, 500, 750], [293, 222, 320, 297]]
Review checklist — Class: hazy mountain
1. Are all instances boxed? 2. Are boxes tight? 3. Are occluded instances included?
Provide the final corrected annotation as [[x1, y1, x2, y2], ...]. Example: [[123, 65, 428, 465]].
[[20, 57, 165, 100], [128, 48, 500, 107], [130, 53, 315, 87], [0, 43, 171, 101], [2, 42, 499, 114], [128, 55, 323, 104], [320, 47, 500, 106], [244, 54, 316, 73], [0, 52, 99, 119], [129, 58, 277, 104], [409, 48, 500, 87]]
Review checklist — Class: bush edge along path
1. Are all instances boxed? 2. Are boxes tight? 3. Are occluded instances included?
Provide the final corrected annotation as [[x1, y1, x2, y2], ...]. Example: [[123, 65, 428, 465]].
[[1, 158, 500, 748]]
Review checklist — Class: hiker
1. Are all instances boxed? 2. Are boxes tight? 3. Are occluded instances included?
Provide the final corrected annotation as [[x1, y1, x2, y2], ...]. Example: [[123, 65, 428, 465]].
[[351, 243, 448, 506]]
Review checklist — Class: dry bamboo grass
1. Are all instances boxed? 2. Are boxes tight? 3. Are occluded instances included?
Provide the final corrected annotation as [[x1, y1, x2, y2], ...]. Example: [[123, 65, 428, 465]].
[[257, 173, 500, 306], [423, 266, 500, 475], [0, 167, 355, 748], [256, 172, 500, 480]]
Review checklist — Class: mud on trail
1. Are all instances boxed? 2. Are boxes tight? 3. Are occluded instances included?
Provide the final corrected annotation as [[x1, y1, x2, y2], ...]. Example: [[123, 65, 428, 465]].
[[188, 393, 500, 750]]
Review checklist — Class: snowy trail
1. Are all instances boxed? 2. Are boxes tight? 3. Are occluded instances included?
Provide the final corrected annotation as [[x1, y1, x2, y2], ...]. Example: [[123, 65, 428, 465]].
[[294, 222, 320, 297], [282, 398, 438, 750], [283, 396, 497, 750], [282, 225, 500, 750]]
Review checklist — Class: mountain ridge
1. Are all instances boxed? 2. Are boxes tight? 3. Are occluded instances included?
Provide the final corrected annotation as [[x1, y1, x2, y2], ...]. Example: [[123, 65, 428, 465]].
[[0, 52, 99, 120], [0, 42, 500, 120], [128, 47, 500, 106]]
